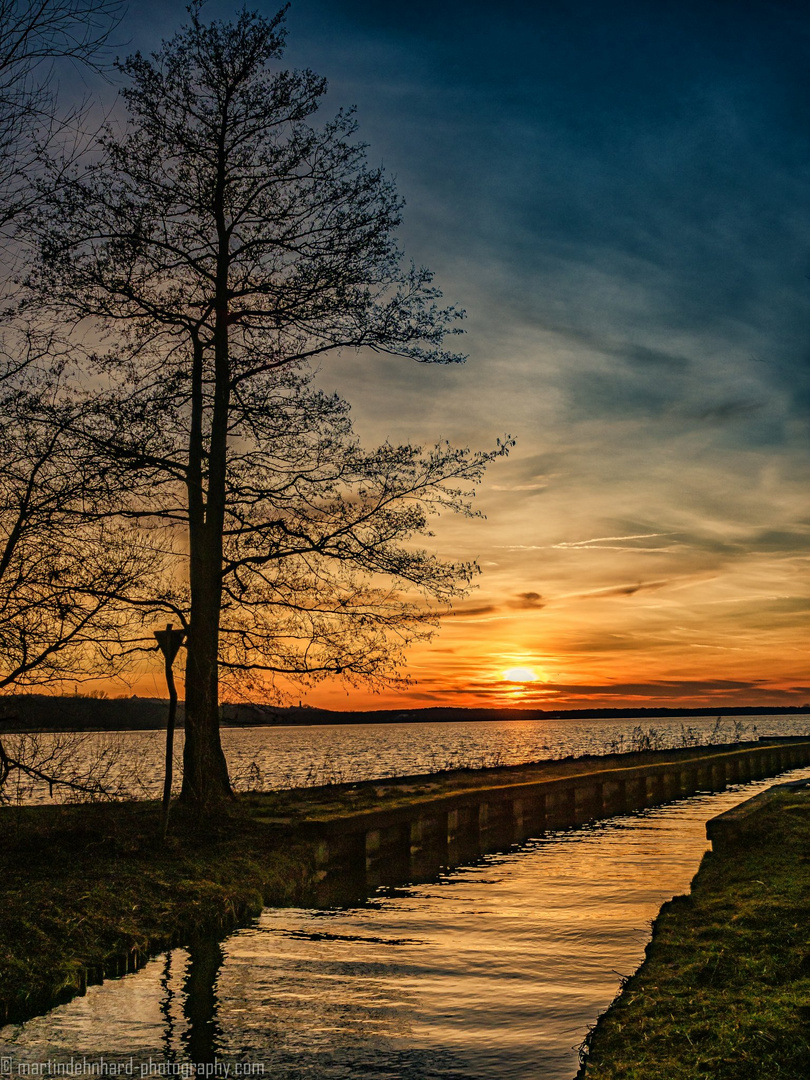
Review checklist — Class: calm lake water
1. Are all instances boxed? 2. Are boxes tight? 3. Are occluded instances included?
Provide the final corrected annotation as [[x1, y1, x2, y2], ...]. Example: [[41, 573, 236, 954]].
[[4, 712, 810, 803], [3, 765, 810, 1078]]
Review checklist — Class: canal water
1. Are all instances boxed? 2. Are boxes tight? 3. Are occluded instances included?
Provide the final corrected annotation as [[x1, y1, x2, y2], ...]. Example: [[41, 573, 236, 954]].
[[4, 766, 808, 1079]]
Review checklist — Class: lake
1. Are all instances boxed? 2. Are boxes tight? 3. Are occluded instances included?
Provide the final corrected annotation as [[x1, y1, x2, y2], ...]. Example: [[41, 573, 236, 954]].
[[3, 711, 809, 803]]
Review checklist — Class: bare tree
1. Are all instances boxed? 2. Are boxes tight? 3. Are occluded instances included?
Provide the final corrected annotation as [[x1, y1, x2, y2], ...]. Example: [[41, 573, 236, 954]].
[[83, 364, 506, 677], [0, 387, 163, 809], [65, 363, 507, 800], [0, 4, 162, 805], [0, 0, 131, 687], [28, 5, 489, 807]]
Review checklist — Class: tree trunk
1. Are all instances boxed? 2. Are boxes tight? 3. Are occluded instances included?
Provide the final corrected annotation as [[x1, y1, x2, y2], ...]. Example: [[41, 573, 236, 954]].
[[179, 337, 233, 807], [179, 104, 235, 809], [181, 576, 233, 805]]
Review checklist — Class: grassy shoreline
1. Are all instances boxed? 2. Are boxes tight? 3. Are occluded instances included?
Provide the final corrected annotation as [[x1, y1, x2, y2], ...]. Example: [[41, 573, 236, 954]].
[[0, 800, 319, 1026], [578, 787, 810, 1080]]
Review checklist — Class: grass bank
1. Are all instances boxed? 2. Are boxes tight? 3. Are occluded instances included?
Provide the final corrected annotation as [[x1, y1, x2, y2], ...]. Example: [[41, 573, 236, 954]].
[[579, 786, 810, 1080], [0, 799, 318, 1026]]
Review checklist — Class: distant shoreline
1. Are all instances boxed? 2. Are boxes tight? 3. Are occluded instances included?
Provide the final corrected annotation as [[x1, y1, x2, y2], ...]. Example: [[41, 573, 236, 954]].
[[0, 695, 808, 733]]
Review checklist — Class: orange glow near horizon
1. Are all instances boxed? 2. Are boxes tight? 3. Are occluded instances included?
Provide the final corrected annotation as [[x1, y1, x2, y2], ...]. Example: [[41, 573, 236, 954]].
[[73, 436, 810, 717], [96, 553, 810, 715]]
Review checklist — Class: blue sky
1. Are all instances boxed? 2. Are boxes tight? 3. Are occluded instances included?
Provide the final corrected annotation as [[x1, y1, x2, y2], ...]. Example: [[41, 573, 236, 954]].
[[112, 1, 810, 706]]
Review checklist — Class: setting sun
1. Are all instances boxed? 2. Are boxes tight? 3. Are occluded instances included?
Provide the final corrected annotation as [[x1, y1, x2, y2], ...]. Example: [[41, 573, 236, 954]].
[[502, 667, 540, 683]]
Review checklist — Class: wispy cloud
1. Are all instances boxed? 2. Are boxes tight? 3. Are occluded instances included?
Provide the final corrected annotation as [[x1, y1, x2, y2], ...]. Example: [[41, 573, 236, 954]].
[[553, 533, 672, 549], [256, 0, 810, 712], [570, 579, 673, 599], [438, 604, 501, 619]]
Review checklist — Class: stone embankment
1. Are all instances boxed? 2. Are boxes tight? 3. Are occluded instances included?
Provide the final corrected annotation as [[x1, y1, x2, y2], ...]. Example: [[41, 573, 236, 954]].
[[284, 736, 810, 890]]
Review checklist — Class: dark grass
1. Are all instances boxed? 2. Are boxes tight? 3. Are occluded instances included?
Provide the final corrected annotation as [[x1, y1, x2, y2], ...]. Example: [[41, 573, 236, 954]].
[[0, 799, 318, 1026], [578, 789, 810, 1079]]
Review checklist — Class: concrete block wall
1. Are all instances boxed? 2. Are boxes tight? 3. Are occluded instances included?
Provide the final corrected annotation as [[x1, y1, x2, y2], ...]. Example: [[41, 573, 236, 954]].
[[308, 738, 810, 888]]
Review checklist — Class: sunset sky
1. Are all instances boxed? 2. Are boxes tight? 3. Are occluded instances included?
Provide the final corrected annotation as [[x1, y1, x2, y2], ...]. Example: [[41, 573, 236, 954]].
[[119, 0, 810, 711]]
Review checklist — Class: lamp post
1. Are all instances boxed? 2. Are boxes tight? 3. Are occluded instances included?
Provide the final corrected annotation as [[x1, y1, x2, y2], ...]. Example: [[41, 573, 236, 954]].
[[154, 622, 186, 839]]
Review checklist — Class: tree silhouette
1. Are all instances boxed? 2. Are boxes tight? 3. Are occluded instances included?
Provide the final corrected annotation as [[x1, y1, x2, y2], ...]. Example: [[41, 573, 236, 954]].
[[0, 0, 143, 702], [29, 5, 491, 808], [0, 390, 157, 693]]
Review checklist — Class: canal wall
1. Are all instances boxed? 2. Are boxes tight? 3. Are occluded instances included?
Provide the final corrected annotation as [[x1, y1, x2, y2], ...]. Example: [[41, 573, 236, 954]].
[[706, 773, 810, 853], [302, 736, 810, 890], [4, 739, 809, 1029]]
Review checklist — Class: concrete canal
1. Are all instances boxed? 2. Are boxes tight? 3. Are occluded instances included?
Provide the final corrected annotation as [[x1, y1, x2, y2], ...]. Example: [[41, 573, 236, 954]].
[[3, 738, 810, 1078]]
